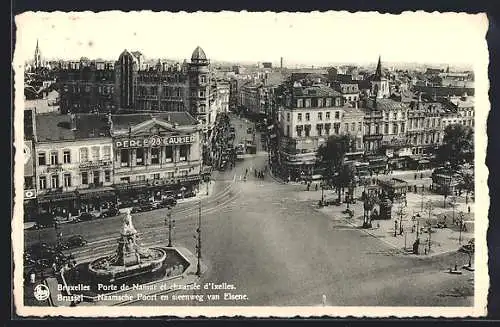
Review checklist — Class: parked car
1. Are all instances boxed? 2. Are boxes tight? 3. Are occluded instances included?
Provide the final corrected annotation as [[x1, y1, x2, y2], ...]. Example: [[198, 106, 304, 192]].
[[102, 207, 120, 218], [162, 197, 177, 208], [59, 235, 87, 250], [26, 242, 66, 266], [34, 212, 55, 229], [78, 212, 96, 222]]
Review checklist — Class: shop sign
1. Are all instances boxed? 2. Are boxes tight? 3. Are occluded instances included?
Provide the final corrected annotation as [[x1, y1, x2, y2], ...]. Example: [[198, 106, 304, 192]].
[[40, 164, 63, 174], [79, 160, 112, 169], [24, 189, 37, 199], [115, 135, 195, 148]]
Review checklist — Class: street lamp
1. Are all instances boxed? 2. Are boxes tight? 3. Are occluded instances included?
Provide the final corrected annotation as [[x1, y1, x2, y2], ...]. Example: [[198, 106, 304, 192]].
[[458, 212, 465, 245], [165, 207, 175, 247], [195, 200, 202, 276]]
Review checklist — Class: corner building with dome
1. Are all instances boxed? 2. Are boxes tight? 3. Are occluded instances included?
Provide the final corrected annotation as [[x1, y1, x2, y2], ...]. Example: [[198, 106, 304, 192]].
[[57, 46, 219, 147]]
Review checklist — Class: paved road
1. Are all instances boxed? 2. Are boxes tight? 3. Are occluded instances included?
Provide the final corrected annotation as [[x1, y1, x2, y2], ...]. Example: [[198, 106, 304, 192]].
[[24, 115, 474, 307]]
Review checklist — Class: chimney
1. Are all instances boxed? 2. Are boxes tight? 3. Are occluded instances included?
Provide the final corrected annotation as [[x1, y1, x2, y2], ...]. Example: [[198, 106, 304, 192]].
[[70, 113, 77, 131]]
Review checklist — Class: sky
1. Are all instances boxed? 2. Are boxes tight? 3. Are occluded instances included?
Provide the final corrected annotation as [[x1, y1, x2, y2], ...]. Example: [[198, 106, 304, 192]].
[[14, 11, 488, 67]]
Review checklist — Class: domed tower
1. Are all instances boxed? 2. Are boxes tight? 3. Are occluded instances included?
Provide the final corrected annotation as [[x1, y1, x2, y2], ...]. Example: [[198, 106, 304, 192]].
[[188, 46, 210, 129], [115, 49, 139, 110], [371, 56, 389, 99]]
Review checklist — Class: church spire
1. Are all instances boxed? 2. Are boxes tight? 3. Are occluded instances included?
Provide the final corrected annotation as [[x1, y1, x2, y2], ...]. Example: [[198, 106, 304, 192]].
[[34, 39, 42, 69], [374, 55, 382, 80]]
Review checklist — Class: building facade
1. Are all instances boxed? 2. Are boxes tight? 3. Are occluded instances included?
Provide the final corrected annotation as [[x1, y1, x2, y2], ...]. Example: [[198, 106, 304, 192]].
[[110, 112, 203, 201], [277, 84, 345, 180], [34, 113, 114, 215]]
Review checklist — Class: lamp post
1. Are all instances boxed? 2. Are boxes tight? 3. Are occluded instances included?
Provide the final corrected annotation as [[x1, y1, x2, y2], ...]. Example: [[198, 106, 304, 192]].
[[416, 214, 421, 239], [420, 185, 424, 212], [166, 207, 175, 247], [195, 200, 202, 276], [321, 182, 325, 205], [458, 212, 464, 245]]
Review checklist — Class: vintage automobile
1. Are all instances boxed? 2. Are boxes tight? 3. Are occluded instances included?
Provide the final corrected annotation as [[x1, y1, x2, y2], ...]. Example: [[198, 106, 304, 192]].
[[101, 206, 120, 218], [34, 212, 56, 229], [58, 235, 87, 250]]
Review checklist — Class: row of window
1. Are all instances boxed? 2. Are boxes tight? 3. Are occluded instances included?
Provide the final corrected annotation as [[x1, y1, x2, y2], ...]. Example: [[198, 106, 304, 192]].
[[408, 118, 441, 129], [296, 97, 342, 108], [384, 111, 406, 120], [121, 170, 189, 183], [286, 111, 343, 122], [37, 146, 112, 166], [38, 170, 112, 190], [136, 86, 184, 97], [63, 84, 114, 95], [119, 146, 189, 166]]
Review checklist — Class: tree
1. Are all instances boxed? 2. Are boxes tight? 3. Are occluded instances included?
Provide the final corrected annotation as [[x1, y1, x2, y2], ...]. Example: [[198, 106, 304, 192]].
[[316, 134, 356, 200], [459, 170, 474, 205], [338, 163, 357, 204], [437, 124, 474, 169]]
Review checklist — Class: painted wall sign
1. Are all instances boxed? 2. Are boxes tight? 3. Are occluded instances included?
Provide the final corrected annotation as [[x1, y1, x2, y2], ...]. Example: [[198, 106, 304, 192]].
[[115, 135, 195, 148], [24, 141, 34, 177]]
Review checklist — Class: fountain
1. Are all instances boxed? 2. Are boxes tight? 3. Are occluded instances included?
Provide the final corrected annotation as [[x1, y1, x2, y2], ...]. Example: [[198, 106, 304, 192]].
[[88, 209, 167, 283]]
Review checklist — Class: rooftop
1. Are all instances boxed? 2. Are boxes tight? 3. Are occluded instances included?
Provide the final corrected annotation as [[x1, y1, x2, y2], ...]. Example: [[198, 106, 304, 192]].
[[35, 113, 111, 142], [110, 111, 198, 130], [292, 85, 342, 97]]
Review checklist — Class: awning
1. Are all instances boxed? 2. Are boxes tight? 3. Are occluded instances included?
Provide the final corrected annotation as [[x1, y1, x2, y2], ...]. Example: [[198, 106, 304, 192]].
[[38, 191, 78, 203], [77, 187, 116, 200]]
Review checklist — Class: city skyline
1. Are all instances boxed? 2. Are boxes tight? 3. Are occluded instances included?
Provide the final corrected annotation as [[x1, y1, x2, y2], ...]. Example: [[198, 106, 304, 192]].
[[15, 11, 486, 67]]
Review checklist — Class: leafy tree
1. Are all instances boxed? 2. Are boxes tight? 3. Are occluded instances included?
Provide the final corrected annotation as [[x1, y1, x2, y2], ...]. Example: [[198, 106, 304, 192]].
[[459, 170, 474, 205], [316, 134, 356, 200], [338, 163, 357, 204], [437, 124, 474, 169]]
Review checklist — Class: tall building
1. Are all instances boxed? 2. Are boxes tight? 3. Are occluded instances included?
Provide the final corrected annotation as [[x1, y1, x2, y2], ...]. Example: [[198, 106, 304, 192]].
[[277, 83, 346, 180], [188, 46, 211, 128], [57, 46, 222, 145]]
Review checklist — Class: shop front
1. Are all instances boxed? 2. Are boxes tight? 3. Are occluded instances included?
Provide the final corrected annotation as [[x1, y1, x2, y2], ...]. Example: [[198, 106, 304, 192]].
[[77, 187, 117, 213], [37, 190, 79, 217], [114, 174, 202, 207]]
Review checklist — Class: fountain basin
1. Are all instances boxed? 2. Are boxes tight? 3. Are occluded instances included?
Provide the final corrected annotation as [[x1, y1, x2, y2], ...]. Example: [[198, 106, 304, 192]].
[[88, 247, 167, 283]]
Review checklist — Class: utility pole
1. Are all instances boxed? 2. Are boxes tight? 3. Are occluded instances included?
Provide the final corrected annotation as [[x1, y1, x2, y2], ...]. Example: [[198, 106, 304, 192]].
[[195, 200, 202, 276]]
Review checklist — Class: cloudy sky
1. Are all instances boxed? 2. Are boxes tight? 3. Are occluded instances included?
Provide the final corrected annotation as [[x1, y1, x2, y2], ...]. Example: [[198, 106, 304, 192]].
[[14, 11, 488, 67]]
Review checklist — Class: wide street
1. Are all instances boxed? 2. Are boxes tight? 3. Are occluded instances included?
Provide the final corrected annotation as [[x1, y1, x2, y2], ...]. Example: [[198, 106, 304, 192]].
[[24, 114, 473, 307]]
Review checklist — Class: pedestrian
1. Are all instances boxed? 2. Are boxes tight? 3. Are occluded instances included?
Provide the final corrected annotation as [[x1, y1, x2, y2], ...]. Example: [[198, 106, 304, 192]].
[[306, 184, 310, 191], [52, 262, 58, 275], [315, 184, 318, 191], [420, 173, 423, 179], [468, 206, 471, 214], [414, 173, 417, 180]]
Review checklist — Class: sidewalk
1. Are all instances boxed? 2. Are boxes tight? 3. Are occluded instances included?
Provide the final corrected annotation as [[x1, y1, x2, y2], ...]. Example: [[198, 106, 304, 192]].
[[303, 185, 475, 258]]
